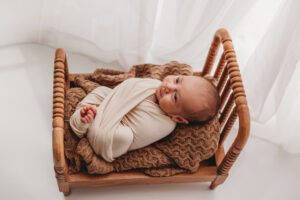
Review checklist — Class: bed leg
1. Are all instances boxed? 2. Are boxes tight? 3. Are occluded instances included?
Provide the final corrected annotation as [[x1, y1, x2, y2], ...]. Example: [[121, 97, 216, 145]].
[[58, 181, 70, 196], [56, 179, 71, 196], [63, 188, 71, 196], [55, 166, 71, 196], [210, 174, 228, 190]]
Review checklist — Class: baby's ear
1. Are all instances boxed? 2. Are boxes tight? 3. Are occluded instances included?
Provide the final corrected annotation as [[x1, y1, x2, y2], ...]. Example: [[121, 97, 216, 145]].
[[171, 115, 189, 124]]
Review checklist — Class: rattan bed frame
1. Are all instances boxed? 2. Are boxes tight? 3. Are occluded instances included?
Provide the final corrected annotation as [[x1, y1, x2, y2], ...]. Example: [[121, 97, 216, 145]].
[[52, 28, 250, 196]]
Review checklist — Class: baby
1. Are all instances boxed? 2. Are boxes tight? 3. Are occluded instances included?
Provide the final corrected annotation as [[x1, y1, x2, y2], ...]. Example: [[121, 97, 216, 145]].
[[70, 75, 220, 162]]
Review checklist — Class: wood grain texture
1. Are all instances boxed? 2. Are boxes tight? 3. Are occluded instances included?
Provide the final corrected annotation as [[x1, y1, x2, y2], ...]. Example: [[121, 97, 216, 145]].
[[219, 80, 231, 111], [219, 93, 235, 128], [203, 28, 250, 189], [202, 34, 221, 76], [52, 28, 250, 194], [217, 66, 228, 93], [213, 53, 226, 81], [69, 166, 217, 188], [53, 48, 70, 196], [219, 107, 238, 147]]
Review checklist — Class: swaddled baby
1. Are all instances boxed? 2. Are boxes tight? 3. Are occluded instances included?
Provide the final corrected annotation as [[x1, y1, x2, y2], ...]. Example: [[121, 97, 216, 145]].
[[70, 75, 220, 162]]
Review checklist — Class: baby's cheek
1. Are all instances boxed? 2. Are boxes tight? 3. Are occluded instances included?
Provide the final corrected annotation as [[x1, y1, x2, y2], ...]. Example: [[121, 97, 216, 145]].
[[159, 98, 170, 112]]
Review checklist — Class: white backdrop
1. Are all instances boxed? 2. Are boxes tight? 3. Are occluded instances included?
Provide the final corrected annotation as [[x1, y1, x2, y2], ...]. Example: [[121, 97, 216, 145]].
[[0, 0, 299, 153]]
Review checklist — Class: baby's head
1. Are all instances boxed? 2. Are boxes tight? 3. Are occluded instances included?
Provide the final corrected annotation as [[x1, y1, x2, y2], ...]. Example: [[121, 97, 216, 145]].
[[155, 75, 220, 124]]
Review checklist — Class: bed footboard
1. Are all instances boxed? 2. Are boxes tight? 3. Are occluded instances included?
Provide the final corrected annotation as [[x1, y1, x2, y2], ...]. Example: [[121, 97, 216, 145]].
[[52, 48, 70, 196]]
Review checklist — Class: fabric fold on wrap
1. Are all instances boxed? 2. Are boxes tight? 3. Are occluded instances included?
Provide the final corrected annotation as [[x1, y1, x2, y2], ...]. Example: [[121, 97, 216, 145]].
[[88, 78, 165, 162]]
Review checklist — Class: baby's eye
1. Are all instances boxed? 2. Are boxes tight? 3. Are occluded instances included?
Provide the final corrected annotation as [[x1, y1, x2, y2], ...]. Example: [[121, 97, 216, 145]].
[[176, 77, 179, 84], [174, 93, 177, 102]]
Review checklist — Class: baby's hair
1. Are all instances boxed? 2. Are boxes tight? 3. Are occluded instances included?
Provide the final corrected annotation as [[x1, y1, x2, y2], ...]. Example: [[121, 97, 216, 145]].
[[183, 76, 221, 124]]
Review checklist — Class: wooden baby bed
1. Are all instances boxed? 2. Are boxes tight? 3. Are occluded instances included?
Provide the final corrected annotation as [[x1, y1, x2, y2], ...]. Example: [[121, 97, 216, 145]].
[[52, 28, 250, 196]]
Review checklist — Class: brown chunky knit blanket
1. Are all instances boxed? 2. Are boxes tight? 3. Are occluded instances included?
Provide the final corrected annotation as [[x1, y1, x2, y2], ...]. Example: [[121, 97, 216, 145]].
[[64, 61, 220, 177]]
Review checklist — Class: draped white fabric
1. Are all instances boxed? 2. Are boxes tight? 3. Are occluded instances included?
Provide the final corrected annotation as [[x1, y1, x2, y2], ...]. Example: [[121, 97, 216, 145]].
[[0, 0, 299, 153]]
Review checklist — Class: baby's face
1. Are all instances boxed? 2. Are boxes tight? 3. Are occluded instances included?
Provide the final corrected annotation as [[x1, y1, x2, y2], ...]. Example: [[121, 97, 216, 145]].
[[155, 75, 206, 123]]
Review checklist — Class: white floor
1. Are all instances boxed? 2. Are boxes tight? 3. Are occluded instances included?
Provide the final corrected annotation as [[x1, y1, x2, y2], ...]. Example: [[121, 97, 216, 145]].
[[0, 44, 299, 200]]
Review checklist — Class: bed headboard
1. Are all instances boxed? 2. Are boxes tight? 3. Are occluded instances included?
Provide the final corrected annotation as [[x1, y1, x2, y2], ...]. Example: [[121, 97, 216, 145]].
[[200, 28, 250, 178]]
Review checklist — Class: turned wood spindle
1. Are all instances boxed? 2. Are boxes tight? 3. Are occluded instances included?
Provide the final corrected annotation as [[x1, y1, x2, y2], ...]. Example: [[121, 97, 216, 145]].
[[213, 53, 226, 82], [219, 107, 238, 147]]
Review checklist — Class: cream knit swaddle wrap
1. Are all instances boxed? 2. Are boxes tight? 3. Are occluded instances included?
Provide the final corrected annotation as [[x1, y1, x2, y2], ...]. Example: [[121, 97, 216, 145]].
[[87, 78, 163, 162]]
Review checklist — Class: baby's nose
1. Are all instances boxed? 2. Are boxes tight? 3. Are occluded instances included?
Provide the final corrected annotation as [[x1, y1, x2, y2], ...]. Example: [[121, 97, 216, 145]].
[[162, 83, 175, 93], [162, 85, 170, 94]]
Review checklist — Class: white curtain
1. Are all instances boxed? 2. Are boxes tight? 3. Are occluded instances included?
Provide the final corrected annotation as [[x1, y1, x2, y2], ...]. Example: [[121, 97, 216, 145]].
[[243, 0, 300, 153], [0, 0, 299, 153]]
